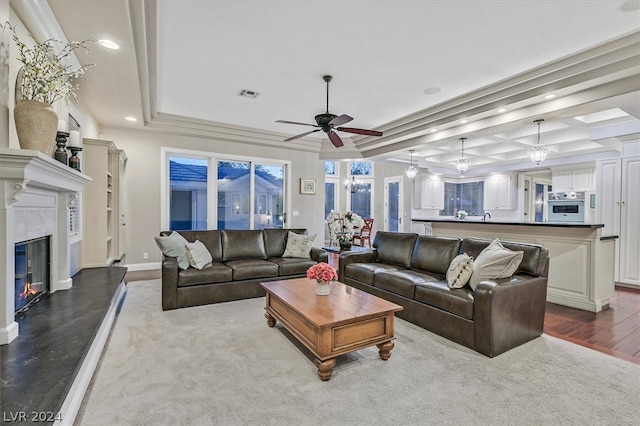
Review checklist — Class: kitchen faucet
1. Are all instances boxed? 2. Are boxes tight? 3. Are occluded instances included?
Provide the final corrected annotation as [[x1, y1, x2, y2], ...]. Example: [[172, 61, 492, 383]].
[[483, 212, 492, 222]]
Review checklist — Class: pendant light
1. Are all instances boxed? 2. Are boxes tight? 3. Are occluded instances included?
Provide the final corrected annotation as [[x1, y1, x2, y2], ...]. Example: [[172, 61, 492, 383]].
[[406, 149, 418, 181], [529, 119, 550, 165], [455, 138, 469, 175]]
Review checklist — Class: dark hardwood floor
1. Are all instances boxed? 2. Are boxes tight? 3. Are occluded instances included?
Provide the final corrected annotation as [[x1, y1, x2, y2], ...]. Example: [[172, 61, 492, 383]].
[[127, 256, 640, 364]]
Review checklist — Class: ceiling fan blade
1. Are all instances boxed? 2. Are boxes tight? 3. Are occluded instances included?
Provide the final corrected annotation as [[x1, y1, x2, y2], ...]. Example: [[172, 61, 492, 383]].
[[284, 129, 321, 142], [328, 131, 344, 148], [336, 127, 383, 137], [276, 119, 319, 127], [329, 114, 353, 126]]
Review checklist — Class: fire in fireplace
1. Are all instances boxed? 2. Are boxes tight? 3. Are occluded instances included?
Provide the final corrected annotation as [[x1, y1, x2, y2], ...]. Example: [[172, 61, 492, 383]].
[[14, 236, 50, 316]]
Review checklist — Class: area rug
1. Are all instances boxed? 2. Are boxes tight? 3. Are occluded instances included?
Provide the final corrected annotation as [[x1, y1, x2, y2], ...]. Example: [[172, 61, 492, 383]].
[[76, 280, 639, 425]]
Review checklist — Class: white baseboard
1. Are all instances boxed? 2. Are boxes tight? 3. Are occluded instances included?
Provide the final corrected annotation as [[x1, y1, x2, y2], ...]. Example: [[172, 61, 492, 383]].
[[123, 262, 161, 271]]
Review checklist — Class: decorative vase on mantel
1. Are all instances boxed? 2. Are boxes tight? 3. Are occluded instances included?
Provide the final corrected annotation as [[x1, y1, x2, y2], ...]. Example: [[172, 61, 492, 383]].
[[14, 100, 58, 156], [315, 280, 331, 296]]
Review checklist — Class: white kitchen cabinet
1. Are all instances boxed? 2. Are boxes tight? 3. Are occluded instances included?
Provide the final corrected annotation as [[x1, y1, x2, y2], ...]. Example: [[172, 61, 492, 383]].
[[420, 176, 444, 210], [484, 174, 515, 210], [596, 156, 640, 286], [552, 168, 594, 192]]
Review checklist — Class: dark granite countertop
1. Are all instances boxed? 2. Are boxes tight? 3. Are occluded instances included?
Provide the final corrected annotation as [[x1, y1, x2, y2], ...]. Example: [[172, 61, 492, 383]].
[[411, 218, 605, 228]]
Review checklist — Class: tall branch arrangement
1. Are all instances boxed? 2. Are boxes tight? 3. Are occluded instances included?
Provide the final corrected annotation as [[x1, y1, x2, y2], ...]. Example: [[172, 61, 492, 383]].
[[6, 22, 94, 105]]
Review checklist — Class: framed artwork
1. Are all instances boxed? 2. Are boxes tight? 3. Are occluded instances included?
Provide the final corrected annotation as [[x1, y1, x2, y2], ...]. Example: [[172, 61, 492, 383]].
[[300, 178, 316, 195]]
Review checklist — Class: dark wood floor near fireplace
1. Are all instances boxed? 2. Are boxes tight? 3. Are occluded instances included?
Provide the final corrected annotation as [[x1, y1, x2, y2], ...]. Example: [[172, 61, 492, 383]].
[[0, 266, 127, 424]]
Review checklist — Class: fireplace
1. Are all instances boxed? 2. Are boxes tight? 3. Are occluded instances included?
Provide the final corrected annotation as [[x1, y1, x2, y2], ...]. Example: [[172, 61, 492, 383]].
[[14, 236, 51, 316], [1, 149, 91, 344]]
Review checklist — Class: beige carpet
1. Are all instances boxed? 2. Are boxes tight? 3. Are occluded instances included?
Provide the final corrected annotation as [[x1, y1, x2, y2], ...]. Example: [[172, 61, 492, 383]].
[[76, 280, 640, 425]]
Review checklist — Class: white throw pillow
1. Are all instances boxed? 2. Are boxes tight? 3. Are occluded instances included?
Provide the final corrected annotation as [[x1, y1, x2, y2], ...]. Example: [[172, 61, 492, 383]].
[[446, 253, 474, 289], [282, 232, 316, 258], [185, 240, 213, 270], [154, 232, 190, 269], [469, 238, 524, 290]]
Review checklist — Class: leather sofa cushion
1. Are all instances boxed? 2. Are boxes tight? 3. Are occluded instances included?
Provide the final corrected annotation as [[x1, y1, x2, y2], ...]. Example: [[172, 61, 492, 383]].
[[178, 262, 233, 287], [411, 236, 461, 276], [373, 270, 439, 298], [264, 229, 307, 258], [344, 263, 401, 286], [269, 257, 316, 275], [373, 232, 418, 268], [414, 281, 475, 320], [225, 259, 279, 280], [190, 231, 223, 261], [222, 230, 267, 260]]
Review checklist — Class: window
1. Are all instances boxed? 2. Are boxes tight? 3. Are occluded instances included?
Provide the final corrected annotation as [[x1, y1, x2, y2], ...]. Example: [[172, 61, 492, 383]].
[[442, 181, 484, 216], [347, 161, 374, 218], [169, 157, 208, 230], [163, 148, 289, 231], [324, 161, 337, 176], [350, 161, 373, 176]]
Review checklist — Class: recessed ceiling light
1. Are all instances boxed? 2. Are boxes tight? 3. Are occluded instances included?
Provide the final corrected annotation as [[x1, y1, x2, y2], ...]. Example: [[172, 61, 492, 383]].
[[498, 108, 507, 113], [460, 119, 468, 124], [423, 87, 441, 95], [125, 116, 137, 122], [430, 128, 437, 132], [545, 94, 556, 100], [98, 39, 120, 50]]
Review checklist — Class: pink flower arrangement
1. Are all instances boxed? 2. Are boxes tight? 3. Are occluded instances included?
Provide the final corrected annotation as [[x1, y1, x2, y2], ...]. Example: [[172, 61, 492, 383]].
[[306, 262, 337, 283]]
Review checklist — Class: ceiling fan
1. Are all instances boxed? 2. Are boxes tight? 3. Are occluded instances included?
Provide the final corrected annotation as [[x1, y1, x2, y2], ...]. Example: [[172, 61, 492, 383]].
[[276, 75, 383, 147]]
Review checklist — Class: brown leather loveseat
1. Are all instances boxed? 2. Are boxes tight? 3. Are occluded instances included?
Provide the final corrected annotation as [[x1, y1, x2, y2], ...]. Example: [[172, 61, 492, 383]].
[[161, 229, 328, 310], [338, 232, 549, 357]]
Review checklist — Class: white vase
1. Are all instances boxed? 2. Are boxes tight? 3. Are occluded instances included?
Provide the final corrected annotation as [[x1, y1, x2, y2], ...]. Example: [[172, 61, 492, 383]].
[[315, 281, 330, 296], [14, 100, 58, 156]]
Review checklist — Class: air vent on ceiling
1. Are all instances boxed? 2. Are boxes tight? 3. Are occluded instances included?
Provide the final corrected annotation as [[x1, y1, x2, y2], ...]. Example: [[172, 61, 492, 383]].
[[239, 89, 260, 99]]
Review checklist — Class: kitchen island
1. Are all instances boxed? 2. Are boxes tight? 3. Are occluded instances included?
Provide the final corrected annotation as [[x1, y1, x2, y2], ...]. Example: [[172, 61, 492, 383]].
[[412, 219, 616, 312]]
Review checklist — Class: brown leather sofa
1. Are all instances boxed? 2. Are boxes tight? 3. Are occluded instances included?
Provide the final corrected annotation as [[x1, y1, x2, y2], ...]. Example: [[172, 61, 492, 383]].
[[161, 229, 328, 310], [338, 232, 549, 357]]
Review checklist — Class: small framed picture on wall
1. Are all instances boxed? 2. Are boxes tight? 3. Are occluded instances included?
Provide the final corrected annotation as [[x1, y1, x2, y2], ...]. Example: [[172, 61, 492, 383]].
[[300, 178, 316, 195]]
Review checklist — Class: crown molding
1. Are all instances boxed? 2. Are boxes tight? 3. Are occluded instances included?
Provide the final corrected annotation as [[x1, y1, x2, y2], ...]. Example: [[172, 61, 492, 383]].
[[10, 0, 81, 70]]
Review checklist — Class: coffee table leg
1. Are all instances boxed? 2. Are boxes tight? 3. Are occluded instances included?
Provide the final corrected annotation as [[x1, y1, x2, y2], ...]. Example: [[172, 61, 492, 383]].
[[377, 341, 394, 360], [314, 358, 336, 381], [264, 311, 276, 327]]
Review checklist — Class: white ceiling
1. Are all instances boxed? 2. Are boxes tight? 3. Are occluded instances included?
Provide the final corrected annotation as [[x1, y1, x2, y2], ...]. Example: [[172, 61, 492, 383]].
[[31, 1, 640, 176]]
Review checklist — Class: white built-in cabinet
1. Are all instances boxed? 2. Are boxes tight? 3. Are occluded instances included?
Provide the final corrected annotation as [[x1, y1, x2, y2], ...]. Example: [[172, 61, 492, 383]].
[[483, 174, 515, 210], [82, 139, 127, 267], [552, 168, 594, 192], [420, 175, 444, 210], [596, 156, 640, 286]]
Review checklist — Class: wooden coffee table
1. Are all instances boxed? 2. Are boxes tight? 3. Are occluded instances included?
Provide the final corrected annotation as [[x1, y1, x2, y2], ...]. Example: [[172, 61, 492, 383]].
[[261, 278, 403, 381]]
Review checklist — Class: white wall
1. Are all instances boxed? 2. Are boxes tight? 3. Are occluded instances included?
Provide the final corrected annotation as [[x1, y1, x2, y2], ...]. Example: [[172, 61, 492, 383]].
[[99, 126, 327, 267]]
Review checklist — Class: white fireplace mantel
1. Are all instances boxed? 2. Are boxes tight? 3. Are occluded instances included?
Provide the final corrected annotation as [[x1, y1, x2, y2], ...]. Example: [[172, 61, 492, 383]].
[[0, 149, 91, 344]]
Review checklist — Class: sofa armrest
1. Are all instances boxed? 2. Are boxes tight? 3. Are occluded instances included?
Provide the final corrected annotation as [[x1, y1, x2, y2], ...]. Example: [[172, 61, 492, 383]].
[[473, 275, 548, 357], [337, 250, 378, 281], [161, 255, 179, 310], [310, 247, 328, 263]]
